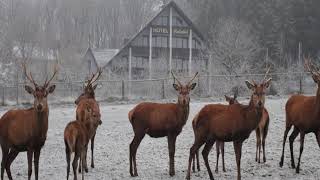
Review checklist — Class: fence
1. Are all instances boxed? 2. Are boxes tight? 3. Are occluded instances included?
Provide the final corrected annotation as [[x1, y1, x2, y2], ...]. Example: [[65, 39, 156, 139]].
[[0, 72, 316, 105]]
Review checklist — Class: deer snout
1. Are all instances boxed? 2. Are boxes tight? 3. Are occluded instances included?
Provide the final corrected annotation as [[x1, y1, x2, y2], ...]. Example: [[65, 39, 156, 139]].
[[258, 101, 262, 107], [99, 119, 102, 125], [37, 104, 43, 111]]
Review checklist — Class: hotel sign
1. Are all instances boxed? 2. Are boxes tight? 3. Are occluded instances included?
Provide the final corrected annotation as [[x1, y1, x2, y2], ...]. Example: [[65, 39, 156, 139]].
[[152, 26, 189, 36]]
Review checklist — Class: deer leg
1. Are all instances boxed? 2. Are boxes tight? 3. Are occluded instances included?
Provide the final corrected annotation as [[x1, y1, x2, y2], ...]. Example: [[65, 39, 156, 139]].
[[186, 139, 206, 180], [91, 133, 96, 168], [1, 147, 8, 180], [233, 141, 243, 180], [215, 142, 220, 173], [66, 147, 71, 180], [129, 133, 145, 177], [289, 127, 299, 169], [34, 149, 41, 180], [5, 149, 19, 180], [296, 132, 305, 174], [168, 134, 177, 176], [192, 152, 195, 172], [81, 150, 86, 180], [72, 152, 80, 180], [196, 149, 200, 171], [262, 131, 267, 163], [255, 128, 260, 162], [279, 126, 291, 167], [27, 150, 33, 180], [221, 142, 226, 172], [202, 140, 215, 180]]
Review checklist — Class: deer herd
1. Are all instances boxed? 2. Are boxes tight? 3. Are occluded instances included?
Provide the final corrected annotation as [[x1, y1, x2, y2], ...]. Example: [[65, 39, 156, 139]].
[[0, 58, 319, 180]]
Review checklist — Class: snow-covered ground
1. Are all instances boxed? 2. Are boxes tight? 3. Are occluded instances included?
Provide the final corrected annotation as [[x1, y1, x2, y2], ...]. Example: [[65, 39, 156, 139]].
[[1, 97, 320, 180]]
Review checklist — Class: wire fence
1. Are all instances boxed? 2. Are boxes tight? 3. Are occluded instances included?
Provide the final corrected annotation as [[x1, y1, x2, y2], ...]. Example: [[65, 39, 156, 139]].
[[0, 72, 316, 105]]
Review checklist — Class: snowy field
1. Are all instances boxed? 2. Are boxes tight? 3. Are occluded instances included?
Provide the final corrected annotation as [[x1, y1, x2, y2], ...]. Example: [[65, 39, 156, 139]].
[[1, 97, 320, 180]]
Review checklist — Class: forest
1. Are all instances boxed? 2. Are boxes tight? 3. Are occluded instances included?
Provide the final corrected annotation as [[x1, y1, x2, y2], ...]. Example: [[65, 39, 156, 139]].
[[0, 0, 320, 82]]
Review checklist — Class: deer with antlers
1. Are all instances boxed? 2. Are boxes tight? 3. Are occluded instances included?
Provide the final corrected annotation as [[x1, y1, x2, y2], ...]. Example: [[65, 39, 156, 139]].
[[65, 99, 101, 180], [279, 57, 320, 173], [0, 63, 57, 180], [186, 68, 271, 180], [75, 69, 102, 172], [128, 72, 198, 177], [191, 91, 239, 173]]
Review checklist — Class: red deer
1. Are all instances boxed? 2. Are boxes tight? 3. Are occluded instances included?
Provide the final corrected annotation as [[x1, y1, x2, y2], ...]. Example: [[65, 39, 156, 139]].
[[0, 63, 57, 180], [129, 72, 198, 177], [186, 69, 271, 180], [191, 92, 239, 173], [279, 58, 320, 173], [75, 69, 102, 172], [65, 99, 101, 180]]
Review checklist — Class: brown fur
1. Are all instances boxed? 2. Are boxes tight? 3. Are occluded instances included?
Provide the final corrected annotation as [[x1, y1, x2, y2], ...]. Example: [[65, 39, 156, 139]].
[[279, 93, 320, 173], [0, 85, 56, 180], [74, 70, 102, 172], [186, 79, 271, 180], [75, 99, 101, 173], [129, 72, 197, 177], [279, 59, 320, 173], [65, 102, 100, 180]]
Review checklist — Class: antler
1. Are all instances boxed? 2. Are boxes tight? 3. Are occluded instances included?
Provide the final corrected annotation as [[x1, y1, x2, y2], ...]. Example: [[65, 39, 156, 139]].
[[187, 72, 199, 86], [86, 68, 102, 87], [22, 62, 38, 87], [262, 66, 271, 83], [44, 63, 58, 88], [304, 56, 320, 76], [171, 71, 182, 86]]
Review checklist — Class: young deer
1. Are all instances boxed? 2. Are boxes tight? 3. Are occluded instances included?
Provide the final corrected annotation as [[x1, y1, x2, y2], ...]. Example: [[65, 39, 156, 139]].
[[279, 58, 320, 173], [186, 69, 271, 180], [65, 99, 101, 180], [191, 92, 239, 173], [75, 69, 102, 172], [129, 72, 198, 177], [0, 63, 57, 180]]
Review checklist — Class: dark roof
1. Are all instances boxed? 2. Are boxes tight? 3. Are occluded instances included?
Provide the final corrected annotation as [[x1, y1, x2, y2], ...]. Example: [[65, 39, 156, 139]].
[[86, 47, 119, 68], [103, 0, 206, 69]]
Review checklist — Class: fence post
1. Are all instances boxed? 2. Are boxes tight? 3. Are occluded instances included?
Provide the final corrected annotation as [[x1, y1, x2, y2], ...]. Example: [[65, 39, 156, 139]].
[[197, 75, 201, 97], [121, 80, 125, 100], [162, 79, 165, 99], [1, 86, 4, 106], [299, 72, 303, 94], [16, 84, 19, 105]]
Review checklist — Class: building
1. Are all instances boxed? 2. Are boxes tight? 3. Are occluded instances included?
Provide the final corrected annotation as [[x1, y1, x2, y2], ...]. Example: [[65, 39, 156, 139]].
[[85, 1, 208, 80]]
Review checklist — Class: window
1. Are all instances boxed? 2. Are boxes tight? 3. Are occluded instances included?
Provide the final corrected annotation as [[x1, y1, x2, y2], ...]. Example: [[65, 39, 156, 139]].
[[133, 36, 149, 47], [156, 16, 168, 26], [172, 16, 184, 26], [192, 38, 201, 49], [152, 36, 168, 48]]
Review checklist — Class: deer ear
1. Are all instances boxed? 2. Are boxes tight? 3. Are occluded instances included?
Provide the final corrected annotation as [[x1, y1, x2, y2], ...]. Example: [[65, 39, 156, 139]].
[[173, 84, 180, 91], [189, 83, 197, 90], [264, 78, 272, 88], [47, 85, 56, 94], [245, 80, 255, 90], [92, 84, 98, 90], [25, 85, 34, 94]]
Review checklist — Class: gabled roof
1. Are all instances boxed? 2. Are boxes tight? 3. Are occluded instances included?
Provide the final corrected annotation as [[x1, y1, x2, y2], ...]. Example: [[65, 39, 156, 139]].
[[103, 0, 206, 69], [86, 47, 119, 68]]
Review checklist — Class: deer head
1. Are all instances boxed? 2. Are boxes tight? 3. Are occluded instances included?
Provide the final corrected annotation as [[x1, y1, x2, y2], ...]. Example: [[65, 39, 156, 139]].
[[23, 63, 57, 112], [245, 67, 272, 109], [304, 57, 320, 85], [84, 103, 102, 127], [225, 88, 239, 105], [171, 71, 198, 106], [75, 69, 102, 105]]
